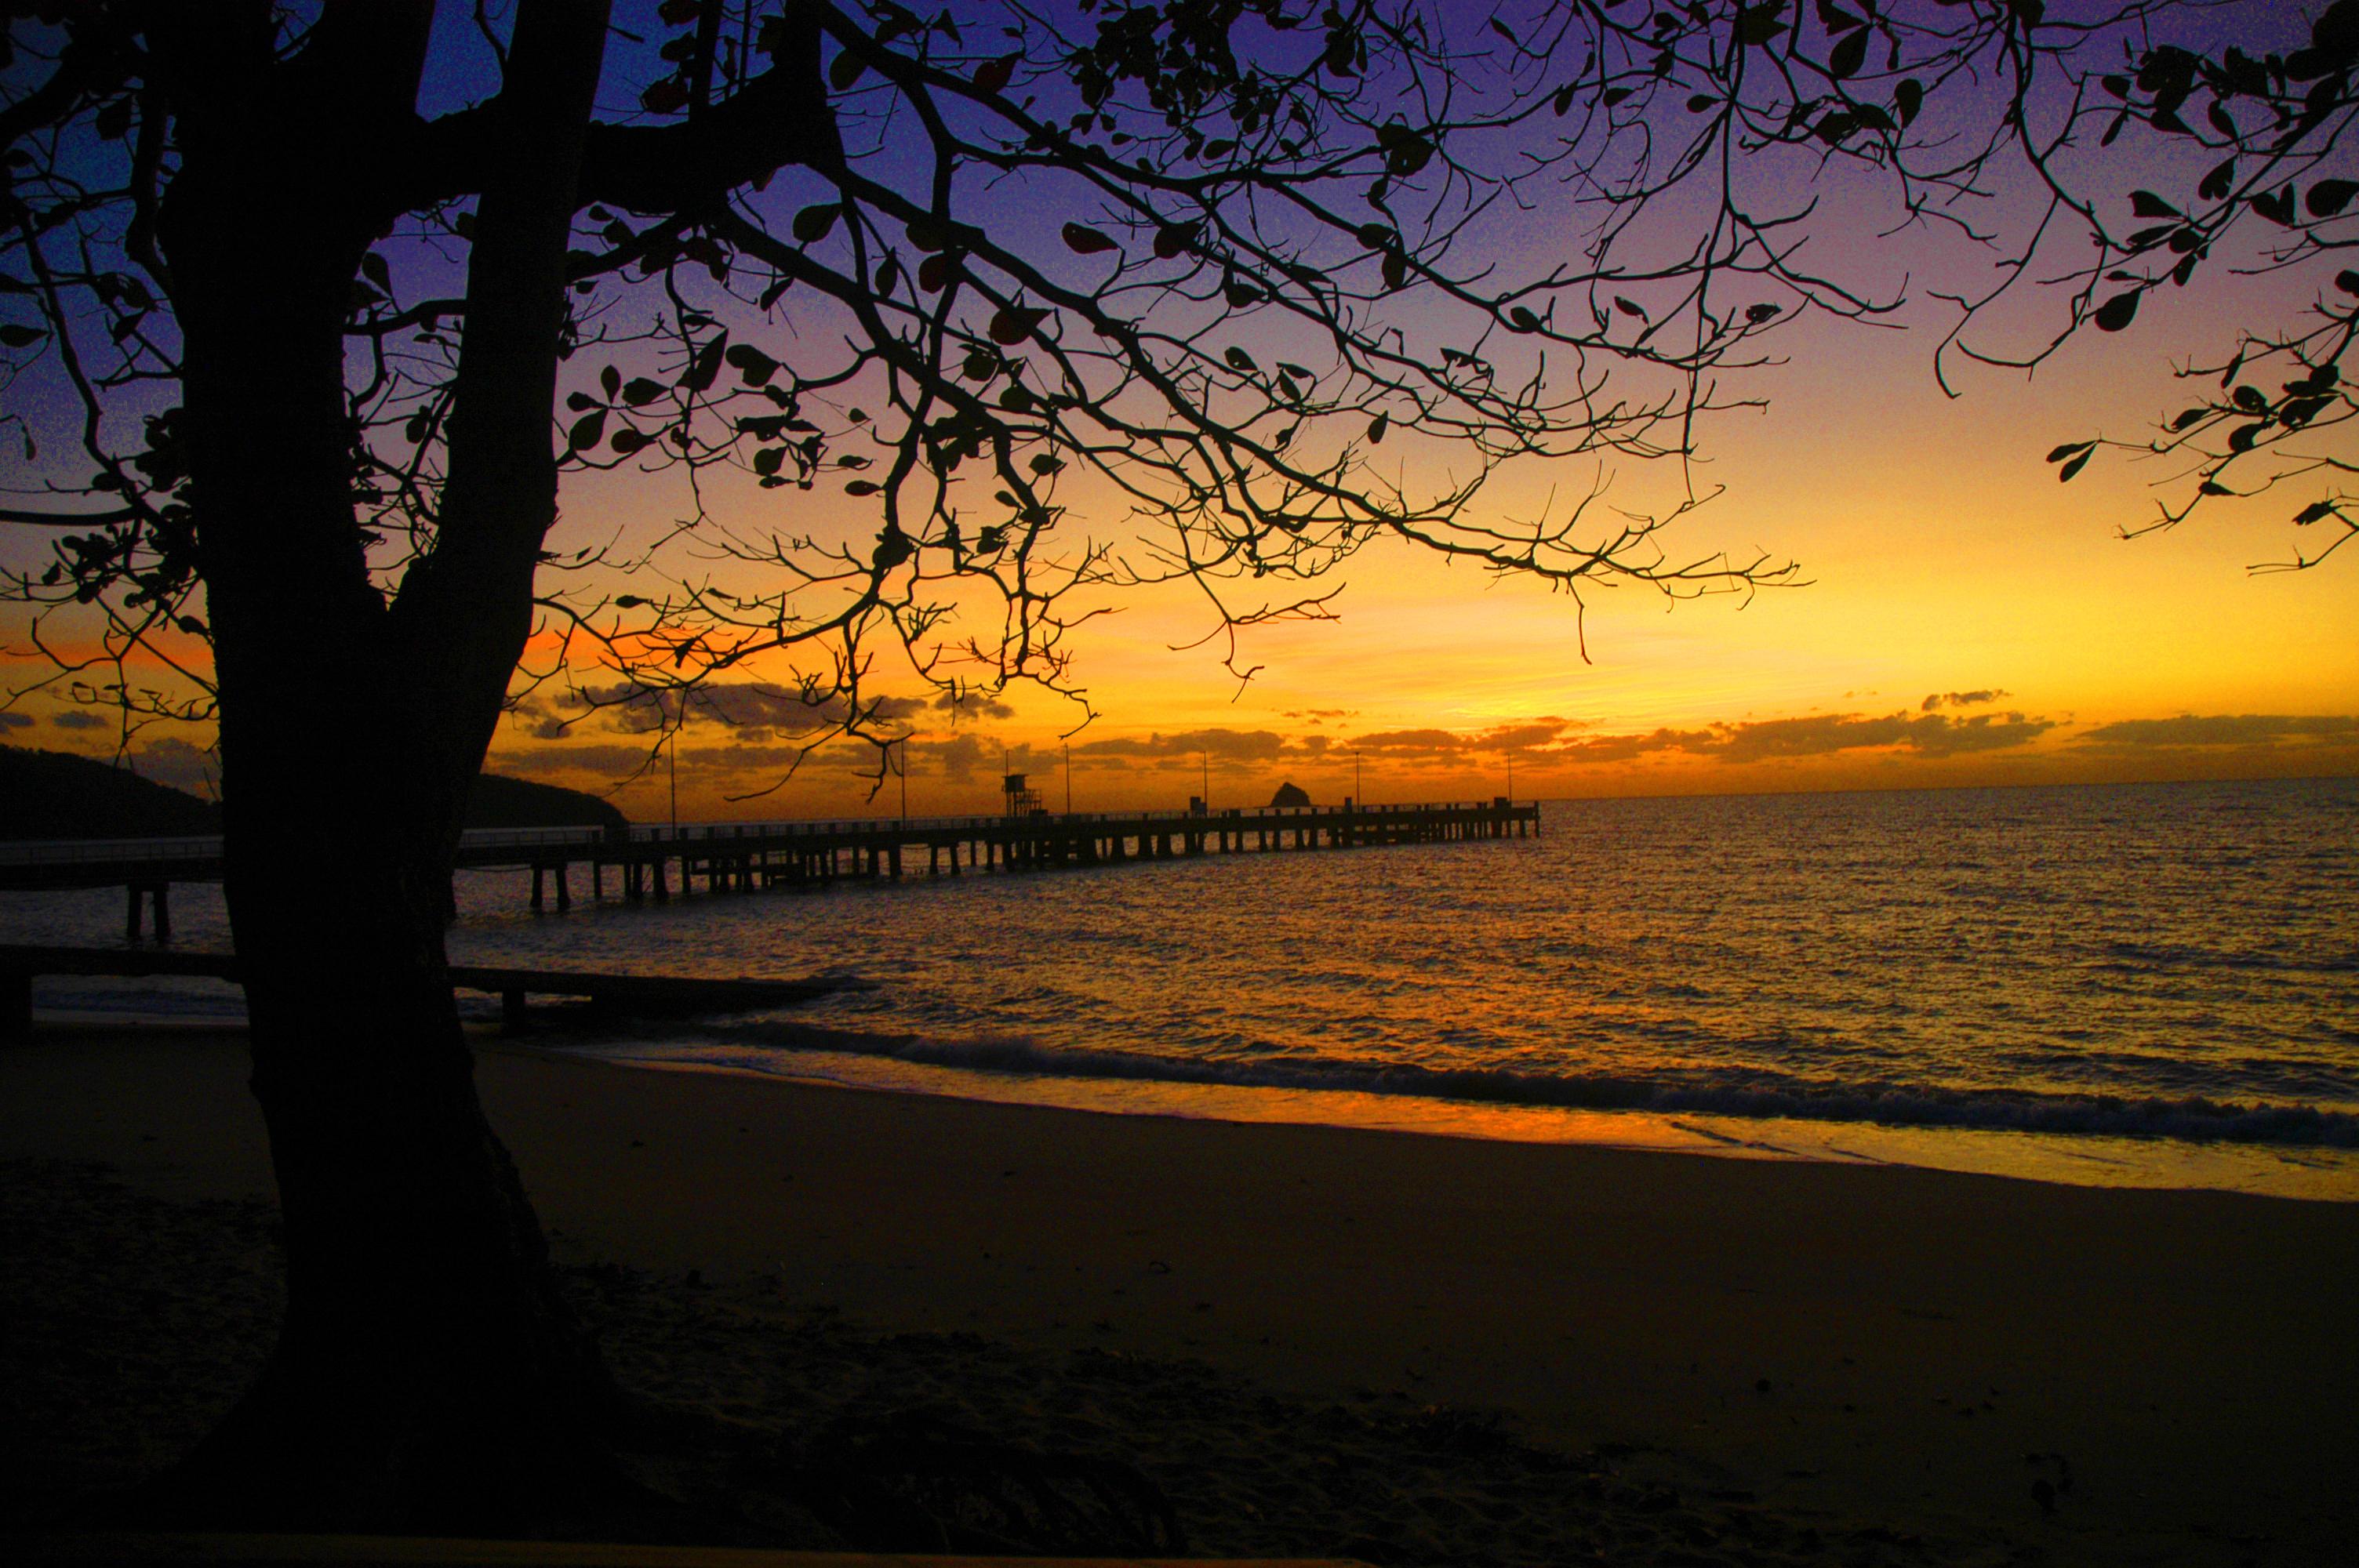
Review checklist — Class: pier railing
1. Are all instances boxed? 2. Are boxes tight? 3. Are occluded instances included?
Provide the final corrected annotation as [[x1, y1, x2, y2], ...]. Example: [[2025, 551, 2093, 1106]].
[[0, 798, 1540, 929]]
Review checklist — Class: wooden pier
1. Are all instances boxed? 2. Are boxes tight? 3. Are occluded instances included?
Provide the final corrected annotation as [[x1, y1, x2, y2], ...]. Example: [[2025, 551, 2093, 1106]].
[[0, 799, 1539, 927], [0, 944, 855, 1038]]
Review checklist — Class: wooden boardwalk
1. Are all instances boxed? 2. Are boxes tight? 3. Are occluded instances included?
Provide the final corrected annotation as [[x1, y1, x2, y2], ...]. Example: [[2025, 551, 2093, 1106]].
[[0, 945, 854, 1038], [0, 800, 1540, 933]]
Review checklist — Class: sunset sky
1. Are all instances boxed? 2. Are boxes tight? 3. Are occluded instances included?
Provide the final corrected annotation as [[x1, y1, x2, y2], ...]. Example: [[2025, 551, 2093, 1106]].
[[5, 2, 2354, 822], [464, 255, 2359, 818]]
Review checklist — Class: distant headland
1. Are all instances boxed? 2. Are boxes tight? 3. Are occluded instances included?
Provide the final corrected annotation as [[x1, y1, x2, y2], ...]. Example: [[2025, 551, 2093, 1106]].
[[0, 745, 626, 840]]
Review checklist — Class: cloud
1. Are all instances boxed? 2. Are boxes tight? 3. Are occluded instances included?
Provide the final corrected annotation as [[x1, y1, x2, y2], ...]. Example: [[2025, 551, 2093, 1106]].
[[1071, 728, 1289, 764], [129, 736, 219, 796], [1701, 710, 2054, 762], [548, 681, 929, 739], [1340, 720, 1576, 759], [0, 710, 33, 729], [1347, 728, 1472, 757], [1522, 710, 2055, 767], [930, 732, 994, 782], [2074, 713, 2359, 749], [1553, 727, 1708, 764], [1921, 688, 2009, 712], [933, 690, 1018, 720], [1481, 720, 1572, 753], [501, 742, 663, 780]]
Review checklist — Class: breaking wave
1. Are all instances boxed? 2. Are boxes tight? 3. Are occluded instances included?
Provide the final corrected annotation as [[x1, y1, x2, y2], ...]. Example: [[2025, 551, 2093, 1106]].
[[619, 1022, 2359, 1150]]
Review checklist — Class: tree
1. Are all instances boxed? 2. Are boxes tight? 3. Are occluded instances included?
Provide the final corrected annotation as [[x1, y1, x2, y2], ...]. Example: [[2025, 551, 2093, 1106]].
[[0, 0, 2311, 1535], [1939, 0, 2359, 569]]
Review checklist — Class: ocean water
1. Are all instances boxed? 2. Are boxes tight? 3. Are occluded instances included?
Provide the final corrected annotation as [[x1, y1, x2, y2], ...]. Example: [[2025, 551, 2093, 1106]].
[[9, 776, 2357, 1200]]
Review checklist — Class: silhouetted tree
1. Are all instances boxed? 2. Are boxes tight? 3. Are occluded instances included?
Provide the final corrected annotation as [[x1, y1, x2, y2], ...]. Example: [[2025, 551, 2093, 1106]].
[[2006, 0, 2359, 568], [3, 0, 2320, 1534]]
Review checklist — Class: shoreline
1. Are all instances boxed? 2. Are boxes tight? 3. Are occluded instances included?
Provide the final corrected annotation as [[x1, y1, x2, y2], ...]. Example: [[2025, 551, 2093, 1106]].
[[5, 1024, 2356, 1564], [28, 1000, 2359, 1203]]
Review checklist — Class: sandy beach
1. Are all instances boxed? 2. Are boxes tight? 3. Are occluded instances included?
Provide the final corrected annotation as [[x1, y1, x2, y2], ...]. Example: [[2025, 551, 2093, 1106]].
[[4, 1024, 2354, 1565]]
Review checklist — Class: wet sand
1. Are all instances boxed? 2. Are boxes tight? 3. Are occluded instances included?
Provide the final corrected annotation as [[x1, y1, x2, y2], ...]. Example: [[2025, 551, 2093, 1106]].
[[4, 1025, 2354, 1564]]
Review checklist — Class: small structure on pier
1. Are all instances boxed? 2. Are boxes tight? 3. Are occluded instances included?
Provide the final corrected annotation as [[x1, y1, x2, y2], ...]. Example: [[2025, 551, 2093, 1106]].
[[1270, 781, 1311, 808], [1002, 772, 1043, 816]]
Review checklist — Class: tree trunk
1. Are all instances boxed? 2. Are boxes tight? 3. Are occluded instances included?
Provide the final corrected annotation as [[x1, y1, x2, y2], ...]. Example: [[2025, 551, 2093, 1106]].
[[129, 5, 634, 1533]]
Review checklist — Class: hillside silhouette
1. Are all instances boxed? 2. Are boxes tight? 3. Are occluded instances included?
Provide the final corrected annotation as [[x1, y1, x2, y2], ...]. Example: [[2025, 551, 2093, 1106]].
[[2, 746, 627, 840]]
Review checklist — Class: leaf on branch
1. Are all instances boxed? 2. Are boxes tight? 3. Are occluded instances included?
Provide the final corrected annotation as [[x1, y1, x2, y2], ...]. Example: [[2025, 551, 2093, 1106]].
[[1509, 306, 1541, 332], [611, 427, 649, 456], [2128, 191, 2178, 219], [973, 55, 1018, 96], [2306, 180, 2359, 217], [990, 307, 1048, 345], [918, 254, 954, 292], [2171, 408, 2208, 431], [1368, 412, 1388, 444], [2198, 158, 2236, 202], [1613, 296, 1646, 320], [0, 324, 48, 347], [1382, 250, 1408, 290], [829, 50, 866, 91], [683, 335, 728, 391], [725, 343, 780, 386], [1226, 345, 1259, 371], [1829, 27, 1867, 80], [1736, 3, 1787, 47], [1894, 78, 1922, 126], [2338, 270, 2359, 296], [1063, 223, 1118, 255], [642, 76, 690, 114], [1744, 303, 1780, 324], [2295, 501, 2342, 525], [2092, 291, 2139, 332], [1376, 121, 1434, 177], [1154, 224, 1198, 260], [845, 480, 882, 495], [569, 409, 609, 451], [794, 204, 842, 244], [2045, 441, 2095, 463], [1552, 84, 1576, 116], [2058, 452, 2090, 482]]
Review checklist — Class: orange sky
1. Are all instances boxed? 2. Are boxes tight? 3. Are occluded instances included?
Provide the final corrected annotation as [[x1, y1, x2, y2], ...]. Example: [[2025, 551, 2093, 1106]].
[[450, 265, 2358, 823], [9, 289, 2354, 822], [7, 121, 2356, 822]]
